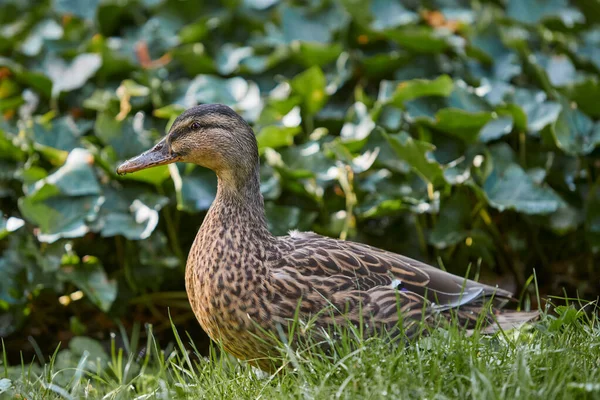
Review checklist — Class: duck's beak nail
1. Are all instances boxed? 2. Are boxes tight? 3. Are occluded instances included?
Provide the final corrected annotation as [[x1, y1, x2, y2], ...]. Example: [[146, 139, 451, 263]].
[[116, 137, 179, 175]]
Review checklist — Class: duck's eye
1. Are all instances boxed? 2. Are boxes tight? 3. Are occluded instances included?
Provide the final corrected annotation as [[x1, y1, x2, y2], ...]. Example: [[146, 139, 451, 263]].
[[191, 122, 201, 130]]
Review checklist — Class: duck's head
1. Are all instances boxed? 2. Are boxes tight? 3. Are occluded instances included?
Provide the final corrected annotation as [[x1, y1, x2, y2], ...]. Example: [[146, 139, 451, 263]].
[[117, 104, 259, 184]]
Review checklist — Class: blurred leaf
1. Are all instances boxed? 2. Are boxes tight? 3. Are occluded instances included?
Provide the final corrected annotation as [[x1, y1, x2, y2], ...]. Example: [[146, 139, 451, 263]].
[[96, 187, 168, 240], [18, 149, 103, 242], [58, 257, 116, 312], [385, 27, 450, 53], [20, 19, 63, 56], [340, 102, 375, 143], [95, 112, 154, 161], [265, 203, 317, 236], [280, 4, 348, 44], [535, 53, 577, 87], [369, 0, 418, 30], [54, 0, 100, 20], [0, 216, 24, 240], [126, 15, 182, 60], [384, 130, 444, 185], [0, 57, 52, 97], [479, 116, 514, 143], [0, 128, 25, 162], [552, 103, 600, 156], [512, 89, 562, 134], [31, 116, 88, 152], [481, 144, 563, 214], [47, 54, 102, 98], [179, 18, 210, 44], [243, 0, 279, 9], [429, 190, 470, 249], [175, 75, 261, 121], [27, 148, 101, 198], [172, 44, 217, 76], [562, 78, 600, 118], [276, 141, 337, 183], [385, 75, 453, 106], [435, 109, 493, 143], [19, 195, 102, 242], [579, 29, 600, 70], [506, 0, 583, 26], [547, 205, 581, 235], [290, 66, 328, 116], [216, 44, 254, 75], [257, 125, 301, 152], [294, 42, 341, 67], [171, 164, 217, 213]]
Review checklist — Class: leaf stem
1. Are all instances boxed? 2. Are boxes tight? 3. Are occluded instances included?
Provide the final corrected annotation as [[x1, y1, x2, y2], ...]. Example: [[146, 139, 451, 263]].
[[414, 214, 427, 255], [156, 186, 185, 265], [519, 131, 526, 167], [339, 164, 356, 240]]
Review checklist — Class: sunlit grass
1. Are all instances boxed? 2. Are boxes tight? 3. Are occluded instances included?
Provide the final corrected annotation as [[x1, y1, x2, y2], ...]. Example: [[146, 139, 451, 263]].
[[2, 301, 599, 399]]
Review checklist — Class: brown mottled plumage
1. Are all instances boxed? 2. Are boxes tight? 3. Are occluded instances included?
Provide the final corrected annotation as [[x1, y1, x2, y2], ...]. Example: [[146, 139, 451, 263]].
[[117, 104, 538, 372]]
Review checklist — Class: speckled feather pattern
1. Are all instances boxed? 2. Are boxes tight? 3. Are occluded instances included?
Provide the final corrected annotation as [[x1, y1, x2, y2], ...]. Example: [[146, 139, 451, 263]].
[[121, 104, 538, 373], [184, 168, 522, 372]]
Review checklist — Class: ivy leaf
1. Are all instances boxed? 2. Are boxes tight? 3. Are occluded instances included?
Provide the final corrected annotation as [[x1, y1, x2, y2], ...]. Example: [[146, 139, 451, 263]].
[[481, 144, 563, 214], [369, 0, 418, 30], [18, 149, 103, 242], [280, 4, 348, 44], [176, 75, 262, 121], [384, 130, 444, 185], [54, 0, 100, 20], [46, 54, 102, 98], [340, 102, 376, 143], [384, 27, 450, 53], [257, 125, 301, 152], [479, 116, 514, 143], [563, 78, 600, 118], [95, 187, 168, 240], [31, 116, 88, 152], [0, 57, 52, 97], [265, 203, 317, 236], [429, 190, 471, 249], [26, 148, 101, 198], [20, 19, 63, 56], [512, 89, 562, 134], [552, 104, 600, 156], [0, 216, 24, 240], [94, 112, 154, 161], [535, 53, 577, 87], [506, 0, 583, 26], [384, 75, 454, 106], [170, 164, 217, 213], [290, 66, 328, 116], [58, 257, 117, 312]]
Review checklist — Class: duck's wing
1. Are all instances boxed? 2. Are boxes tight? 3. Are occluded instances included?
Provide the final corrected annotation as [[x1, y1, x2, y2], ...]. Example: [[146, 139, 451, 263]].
[[268, 231, 513, 330]]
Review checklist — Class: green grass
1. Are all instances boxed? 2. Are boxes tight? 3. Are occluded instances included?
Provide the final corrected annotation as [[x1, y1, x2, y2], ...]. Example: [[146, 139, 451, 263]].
[[1, 302, 599, 400]]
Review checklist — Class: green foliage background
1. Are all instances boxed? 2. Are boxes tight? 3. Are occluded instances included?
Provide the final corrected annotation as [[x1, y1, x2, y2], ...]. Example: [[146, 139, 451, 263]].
[[1, 0, 599, 355]]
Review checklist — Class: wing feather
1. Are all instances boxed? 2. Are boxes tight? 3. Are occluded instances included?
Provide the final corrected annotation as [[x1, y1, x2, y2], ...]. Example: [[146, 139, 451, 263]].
[[270, 231, 512, 312]]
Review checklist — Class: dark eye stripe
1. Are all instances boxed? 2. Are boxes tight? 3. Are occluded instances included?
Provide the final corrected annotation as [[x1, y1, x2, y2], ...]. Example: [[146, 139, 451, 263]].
[[169, 122, 228, 142], [169, 127, 189, 142]]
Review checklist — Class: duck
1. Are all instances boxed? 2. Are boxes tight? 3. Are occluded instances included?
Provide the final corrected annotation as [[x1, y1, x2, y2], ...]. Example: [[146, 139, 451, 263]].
[[117, 104, 538, 372]]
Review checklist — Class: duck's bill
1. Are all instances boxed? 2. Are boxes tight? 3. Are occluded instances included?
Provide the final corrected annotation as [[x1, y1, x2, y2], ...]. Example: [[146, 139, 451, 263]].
[[116, 138, 181, 175]]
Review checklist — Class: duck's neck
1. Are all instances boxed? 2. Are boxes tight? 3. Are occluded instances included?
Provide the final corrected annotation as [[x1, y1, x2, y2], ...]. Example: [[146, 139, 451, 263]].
[[199, 164, 273, 245]]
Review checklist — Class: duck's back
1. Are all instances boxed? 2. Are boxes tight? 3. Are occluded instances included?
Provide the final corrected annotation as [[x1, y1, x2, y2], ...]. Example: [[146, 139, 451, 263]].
[[266, 231, 517, 335]]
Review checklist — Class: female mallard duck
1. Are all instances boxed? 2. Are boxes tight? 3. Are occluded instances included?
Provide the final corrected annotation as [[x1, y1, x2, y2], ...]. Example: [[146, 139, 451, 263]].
[[117, 104, 537, 372]]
